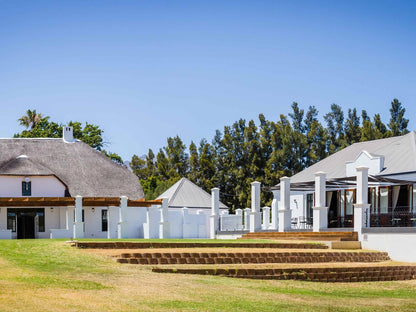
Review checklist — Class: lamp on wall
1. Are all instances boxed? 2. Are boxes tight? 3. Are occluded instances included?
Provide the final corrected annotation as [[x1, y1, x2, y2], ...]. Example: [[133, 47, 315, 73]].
[[24, 177, 30, 183], [50, 207, 54, 212], [91, 207, 95, 213]]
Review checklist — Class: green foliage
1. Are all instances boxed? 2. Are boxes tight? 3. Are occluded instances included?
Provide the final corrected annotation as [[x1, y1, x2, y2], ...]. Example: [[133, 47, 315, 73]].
[[128, 99, 410, 209], [14, 111, 122, 164], [101, 150, 124, 165]]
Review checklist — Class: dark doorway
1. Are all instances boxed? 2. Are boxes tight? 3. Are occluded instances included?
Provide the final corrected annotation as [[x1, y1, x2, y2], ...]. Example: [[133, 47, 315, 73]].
[[7, 208, 45, 239], [327, 192, 338, 228], [17, 215, 35, 239]]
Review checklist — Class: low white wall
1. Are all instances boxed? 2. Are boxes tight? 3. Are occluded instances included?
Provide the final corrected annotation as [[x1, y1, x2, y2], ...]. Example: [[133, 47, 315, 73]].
[[362, 231, 416, 263], [0, 230, 12, 239]]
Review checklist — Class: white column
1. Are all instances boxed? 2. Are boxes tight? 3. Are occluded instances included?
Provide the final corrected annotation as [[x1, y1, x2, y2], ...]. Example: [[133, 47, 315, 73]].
[[159, 198, 170, 239], [354, 166, 370, 237], [249, 181, 261, 232], [73, 195, 84, 239], [262, 206, 270, 230], [313, 172, 328, 232], [107, 206, 117, 239], [118, 196, 129, 239], [66, 206, 74, 230], [278, 177, 292, 232], [209, 187, 220, 239], [271, 192, 279, 230], [244, 208, 250, 231]]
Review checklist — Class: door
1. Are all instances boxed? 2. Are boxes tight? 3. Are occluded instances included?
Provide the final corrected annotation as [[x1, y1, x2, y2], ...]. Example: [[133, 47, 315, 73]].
[[17, 215, 35, 239]]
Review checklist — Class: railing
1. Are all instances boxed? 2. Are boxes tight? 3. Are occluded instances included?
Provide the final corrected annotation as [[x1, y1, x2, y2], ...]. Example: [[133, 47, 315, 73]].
[[219, 214, 244, 231], [328, 216, 354, 228], [370, 207, 416, 227]]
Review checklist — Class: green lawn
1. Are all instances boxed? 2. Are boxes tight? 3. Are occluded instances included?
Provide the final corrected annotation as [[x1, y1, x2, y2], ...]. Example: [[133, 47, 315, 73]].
[[0, 239, 415, 311]]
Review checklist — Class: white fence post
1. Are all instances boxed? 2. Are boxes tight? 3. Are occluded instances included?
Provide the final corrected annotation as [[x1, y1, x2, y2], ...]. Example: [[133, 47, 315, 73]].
[[262, 206, 270, 230], [313, 172, 328, 232], [244, 208, 250, 231], [210, 188, 220, 239], [278, 177, 292, 232], [354, 166, 371, 238], [249, 181, 261, 232]]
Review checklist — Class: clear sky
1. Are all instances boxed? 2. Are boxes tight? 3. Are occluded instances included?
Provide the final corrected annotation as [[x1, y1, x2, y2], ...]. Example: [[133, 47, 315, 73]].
[[1, 0, 415, 160]]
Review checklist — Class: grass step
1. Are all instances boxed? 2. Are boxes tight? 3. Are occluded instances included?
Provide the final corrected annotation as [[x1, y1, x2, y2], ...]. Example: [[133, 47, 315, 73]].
[[152, 265, 416, 282], [76, 241, 328, 249], [117, 251, 390, 264]]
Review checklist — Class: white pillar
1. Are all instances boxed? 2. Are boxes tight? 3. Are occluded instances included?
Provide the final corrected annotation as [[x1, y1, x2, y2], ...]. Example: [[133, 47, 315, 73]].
[[73, 195, 84, 239], [249, 181, 261, 232], [278, 177, 292, 232], [209, 187, 220, 239], [271, 192, 279, 230], [262, 206, 270, 230], [159, 198, 170, 239], [66, 206, 74, 230], [354, 166, 370, 237], [313, 172, 328, 232], [107, 206, 117, 239], [244, 208, 250, 231], [118, 196, 129, 239]]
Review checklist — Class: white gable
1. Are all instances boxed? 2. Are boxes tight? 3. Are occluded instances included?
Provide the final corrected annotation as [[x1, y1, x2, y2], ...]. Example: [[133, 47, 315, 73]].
[[345, 150, 384, 177]]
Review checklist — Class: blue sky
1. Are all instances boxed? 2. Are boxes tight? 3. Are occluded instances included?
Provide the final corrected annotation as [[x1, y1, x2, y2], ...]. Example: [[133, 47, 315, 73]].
[[0, 0, 415, 160]]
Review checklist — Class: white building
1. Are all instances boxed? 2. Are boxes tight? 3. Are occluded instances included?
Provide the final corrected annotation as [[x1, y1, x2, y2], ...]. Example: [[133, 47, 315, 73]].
[[0, 126, 161, 239], [271, 132, 416, 230]]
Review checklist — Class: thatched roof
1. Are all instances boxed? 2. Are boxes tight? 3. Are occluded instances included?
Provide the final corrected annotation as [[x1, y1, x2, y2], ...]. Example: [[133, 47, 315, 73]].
[[0, 138, 144, 199]]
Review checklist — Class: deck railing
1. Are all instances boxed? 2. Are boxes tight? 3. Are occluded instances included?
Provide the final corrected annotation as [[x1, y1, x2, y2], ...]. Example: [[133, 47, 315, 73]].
[[370, 207, 416, 227]]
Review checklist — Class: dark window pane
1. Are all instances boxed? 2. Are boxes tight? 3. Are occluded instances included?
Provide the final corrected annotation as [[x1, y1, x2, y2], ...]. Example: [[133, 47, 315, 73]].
[[102, 209, 108, 232]]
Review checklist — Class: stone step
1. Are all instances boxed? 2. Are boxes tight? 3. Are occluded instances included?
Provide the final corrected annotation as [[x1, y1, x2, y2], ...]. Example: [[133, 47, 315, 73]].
[[240, 231, 358, 241], [117, 251, 390, 264], [76, 241, 328, 249], [152, 265, 416, 282]]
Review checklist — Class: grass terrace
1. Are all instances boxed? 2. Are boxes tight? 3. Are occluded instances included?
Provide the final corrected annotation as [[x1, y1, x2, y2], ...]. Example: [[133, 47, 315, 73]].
[[0, 239, 416, 311]]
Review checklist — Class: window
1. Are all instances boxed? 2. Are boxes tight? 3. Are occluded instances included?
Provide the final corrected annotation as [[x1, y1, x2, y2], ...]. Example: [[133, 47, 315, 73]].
[[380, 187, 389, 213], [7, 211, 16, 232], [102, 209, 108, 232], [306, 194, 313, 219], [22, 181, 31, 196]]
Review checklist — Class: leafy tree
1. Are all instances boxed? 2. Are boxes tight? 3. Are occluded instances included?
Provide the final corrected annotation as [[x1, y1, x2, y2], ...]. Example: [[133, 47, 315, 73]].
[[288, 102, 304, 133], [130, 155, 147, 179], [101, 150, 124, 165], [18, 109, 47, 130], [388, 98, 409, 136], [324, 104, 345, 153], [344, 108, 361, 145], [15, 112, 120, 163], [188, 141, 200, 183]]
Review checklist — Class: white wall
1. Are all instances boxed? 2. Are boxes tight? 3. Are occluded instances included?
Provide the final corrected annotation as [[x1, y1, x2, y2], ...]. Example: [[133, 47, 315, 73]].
[[0, 176, 66, 197], [362, 232, 416, 263]]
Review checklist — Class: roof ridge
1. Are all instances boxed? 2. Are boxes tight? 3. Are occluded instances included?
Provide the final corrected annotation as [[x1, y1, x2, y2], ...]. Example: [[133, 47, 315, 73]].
[[169, 177, 186, 205]]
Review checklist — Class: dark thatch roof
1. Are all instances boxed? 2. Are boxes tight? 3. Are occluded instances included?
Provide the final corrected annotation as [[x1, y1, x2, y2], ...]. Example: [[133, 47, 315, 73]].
[[0, 138, 144, 199]]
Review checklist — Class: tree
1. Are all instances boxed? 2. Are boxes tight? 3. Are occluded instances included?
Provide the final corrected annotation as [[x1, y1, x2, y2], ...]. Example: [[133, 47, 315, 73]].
[[18, 109, 47, 130], [324, 104, 345, 153], [130, 155, 148, 179], [344, 108, 361, 145], [14, 112, 120, 163], [288, 102, 304, 133], [188, 141, 200, 184], [101, 150, 124, 165], [388, 99, 409, 136]]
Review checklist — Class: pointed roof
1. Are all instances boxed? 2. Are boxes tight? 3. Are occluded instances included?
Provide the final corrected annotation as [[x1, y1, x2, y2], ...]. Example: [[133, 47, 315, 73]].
[[157, 177, 228, 209], [283, 131, 416, 184]]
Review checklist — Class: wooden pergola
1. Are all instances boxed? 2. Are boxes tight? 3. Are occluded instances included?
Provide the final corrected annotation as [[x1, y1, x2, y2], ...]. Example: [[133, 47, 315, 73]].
[[0, 197, 162, 207]]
